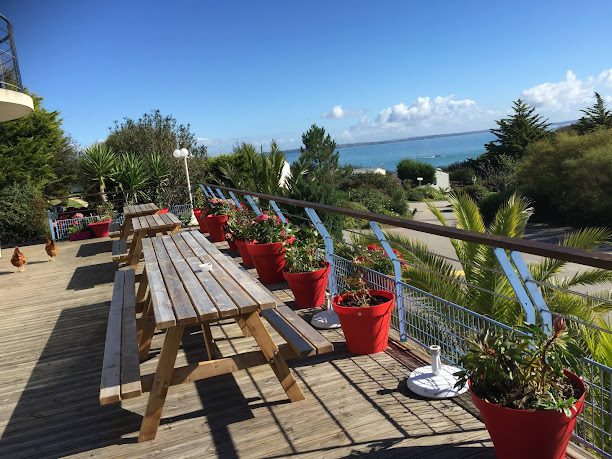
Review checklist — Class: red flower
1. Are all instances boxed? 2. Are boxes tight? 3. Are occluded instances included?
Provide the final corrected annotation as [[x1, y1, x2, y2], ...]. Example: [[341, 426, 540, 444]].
[[367, 243, 381, 252]]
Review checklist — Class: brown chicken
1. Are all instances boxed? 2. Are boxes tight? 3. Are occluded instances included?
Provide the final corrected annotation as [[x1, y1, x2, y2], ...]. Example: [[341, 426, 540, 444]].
[[11, 247, 26, 272], [45, 238, 58, 261]]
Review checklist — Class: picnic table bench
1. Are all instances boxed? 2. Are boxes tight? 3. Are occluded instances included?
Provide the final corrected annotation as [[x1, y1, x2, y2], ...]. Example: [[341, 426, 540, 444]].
[[111, 203, 160, 261], [100, 229, 333, 442]]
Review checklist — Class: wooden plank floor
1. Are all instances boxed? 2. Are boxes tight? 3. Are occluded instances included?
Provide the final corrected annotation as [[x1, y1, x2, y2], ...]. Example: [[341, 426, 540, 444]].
[[0, 237, 499, 458]]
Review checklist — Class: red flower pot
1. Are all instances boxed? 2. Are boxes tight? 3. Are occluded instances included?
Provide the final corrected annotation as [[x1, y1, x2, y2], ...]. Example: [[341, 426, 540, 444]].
[[469, 372, 585, 459], [235, 239, 254, 268], [228, 239, 238, 251], [332, 290, 395, 355], [194, 208, 208, 232], [88, 220, 112, 238], [206, 214, 228, 242], [283, 262, 330, 309], [246, 241, 287, 284], [69, 231, 92, 241]]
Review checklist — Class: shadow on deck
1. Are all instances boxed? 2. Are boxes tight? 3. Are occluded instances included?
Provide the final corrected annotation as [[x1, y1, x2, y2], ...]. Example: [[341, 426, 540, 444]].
[[0, 237, 494, 458]]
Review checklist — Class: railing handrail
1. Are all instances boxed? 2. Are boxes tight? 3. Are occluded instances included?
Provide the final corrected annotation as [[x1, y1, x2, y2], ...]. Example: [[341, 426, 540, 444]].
[[203, 183, 612, 270]]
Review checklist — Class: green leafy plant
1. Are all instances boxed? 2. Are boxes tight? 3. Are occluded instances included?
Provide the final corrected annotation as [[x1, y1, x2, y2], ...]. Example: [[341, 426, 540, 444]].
[[80, 143, 117, 201], [226, 209, 255, 241], [193, 187, 206, 209], [249, 211, 292, 244], [284, 228, 324, 273], [114, 153, 149, 203], [68, 221, 87, 235], [96, 201, 114, 221], [455, 320, 585, 415]]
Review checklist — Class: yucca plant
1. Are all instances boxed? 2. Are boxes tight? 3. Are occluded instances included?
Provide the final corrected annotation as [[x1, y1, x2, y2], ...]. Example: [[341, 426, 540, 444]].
[[146, 151, 170, 203], [114, 153, 149, 203], [80, 143, 117, 201]]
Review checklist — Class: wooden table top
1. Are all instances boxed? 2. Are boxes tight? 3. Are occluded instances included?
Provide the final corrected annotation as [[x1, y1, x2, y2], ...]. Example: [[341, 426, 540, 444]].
[[141, 230, 278, 329], [123, 203, 159, 217], [132, 213, 181, 233]]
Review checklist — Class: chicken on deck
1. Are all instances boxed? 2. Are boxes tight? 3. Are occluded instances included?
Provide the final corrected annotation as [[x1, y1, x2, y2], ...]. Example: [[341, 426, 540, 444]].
[[45, 238, 58, 261], [11, 247, 26, 272]]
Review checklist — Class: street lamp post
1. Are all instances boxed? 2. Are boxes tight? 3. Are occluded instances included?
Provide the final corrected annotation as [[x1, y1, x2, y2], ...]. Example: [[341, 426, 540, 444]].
[[173, 148, 199, 227]]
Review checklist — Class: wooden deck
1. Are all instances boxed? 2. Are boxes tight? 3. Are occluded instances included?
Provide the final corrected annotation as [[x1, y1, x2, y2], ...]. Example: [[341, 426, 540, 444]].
[[0, 237, 497, 458]]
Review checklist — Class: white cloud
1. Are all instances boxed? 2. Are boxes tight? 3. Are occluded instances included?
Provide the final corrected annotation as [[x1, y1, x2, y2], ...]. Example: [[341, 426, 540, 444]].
[[521, 68, 612, 112], [324, 105, 361, 119], [340, 95, 493, 142]]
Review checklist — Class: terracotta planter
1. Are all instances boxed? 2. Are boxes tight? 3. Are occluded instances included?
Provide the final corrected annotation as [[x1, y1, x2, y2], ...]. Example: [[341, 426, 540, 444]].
[[469, 372, 585, 459], [69, 231, 91, 241], [283, 262, 330, 309], [246, 241, 287, 284], [194, 208, 208, 233], [332, 290, 395, 355], [206, 214, 228, 242], [235, 239, 254, 268], [88, 220, 112, 238]]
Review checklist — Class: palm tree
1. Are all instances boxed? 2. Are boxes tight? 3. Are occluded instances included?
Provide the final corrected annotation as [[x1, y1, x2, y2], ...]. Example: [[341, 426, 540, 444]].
[[114, 153, 149, 204], [376, 192, 611, 344], [80, 143, 117, 201]]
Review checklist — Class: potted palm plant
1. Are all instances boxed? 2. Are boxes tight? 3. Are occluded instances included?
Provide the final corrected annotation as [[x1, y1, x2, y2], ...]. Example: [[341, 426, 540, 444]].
[[88, 202, 114, 238], [246, 212, 293, 284], [332, 244, 399, 355], [455, 320, 586, 459], [282, 230, 330, 309], [205, 198, 235, 242]]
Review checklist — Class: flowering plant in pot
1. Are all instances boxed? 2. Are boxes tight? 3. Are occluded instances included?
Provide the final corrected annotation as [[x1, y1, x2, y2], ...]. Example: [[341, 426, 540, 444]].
[[282, 229, 329, 309], [246, 211, 293, 284], [68, 221, 92, 241], [88, 202, 114, 238], [332, 244, 400, 355], [455, 320, 586, 459], [205, 198, 236, 242], [226, 209, 256, 267]]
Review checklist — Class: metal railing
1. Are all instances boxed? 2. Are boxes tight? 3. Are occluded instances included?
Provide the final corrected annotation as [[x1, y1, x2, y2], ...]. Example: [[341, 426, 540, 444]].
[[202, 182, 612, 458], [0, 14, 24, 91]]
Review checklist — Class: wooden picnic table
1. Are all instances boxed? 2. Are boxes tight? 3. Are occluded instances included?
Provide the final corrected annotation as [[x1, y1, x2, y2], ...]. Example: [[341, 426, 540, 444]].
[[119, 203, 160, 239], [127, 212, 181, 266], [134, 230, 307, 441]]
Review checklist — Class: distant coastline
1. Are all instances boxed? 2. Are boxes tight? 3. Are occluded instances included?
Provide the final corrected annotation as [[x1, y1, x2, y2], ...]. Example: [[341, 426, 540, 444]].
[[285, 121, 574, 155]]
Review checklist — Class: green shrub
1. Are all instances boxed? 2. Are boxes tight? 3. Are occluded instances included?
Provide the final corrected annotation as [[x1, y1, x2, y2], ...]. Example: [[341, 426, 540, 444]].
[[447, 166, 475, 185], [478, 190, 515, 224], [0, 182, 49, 245], [341, 172, 410, 215], [518, 129, 612, 226], [396, 159, 435, 184], [460, 183, 489, 202], [403, 185, 446, 201]]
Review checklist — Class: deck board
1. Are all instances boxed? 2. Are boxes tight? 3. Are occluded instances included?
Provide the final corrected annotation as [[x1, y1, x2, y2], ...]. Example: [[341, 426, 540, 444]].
[[0, 236, 503, 458]]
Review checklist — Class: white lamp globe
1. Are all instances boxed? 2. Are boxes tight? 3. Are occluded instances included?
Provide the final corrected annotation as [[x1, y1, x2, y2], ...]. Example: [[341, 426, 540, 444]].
[[180, 148, 189, 157], [173, 149, 181, 158]]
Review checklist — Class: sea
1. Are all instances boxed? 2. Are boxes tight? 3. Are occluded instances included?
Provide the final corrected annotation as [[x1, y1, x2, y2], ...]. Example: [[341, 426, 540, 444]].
[[285, 131, 495, 171]]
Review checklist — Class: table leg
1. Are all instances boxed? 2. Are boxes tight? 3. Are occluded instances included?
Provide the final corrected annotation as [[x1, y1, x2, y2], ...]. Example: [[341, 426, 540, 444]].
[[244, 312, 305, 402], [138, 296, 156, 361], [201, 323, 216, 360], [120, 217, 132, 240], [135, 267, 149, 313], [138, 325, 184, 442], [235, 316, 252, 337], [129, 232, 143, 266]]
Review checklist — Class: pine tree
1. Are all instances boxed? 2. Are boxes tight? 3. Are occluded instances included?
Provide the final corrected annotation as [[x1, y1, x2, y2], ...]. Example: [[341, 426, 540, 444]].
[[575, 92, 612, 134], [295, 124, 339, 175], [485, 99, 550, 159]]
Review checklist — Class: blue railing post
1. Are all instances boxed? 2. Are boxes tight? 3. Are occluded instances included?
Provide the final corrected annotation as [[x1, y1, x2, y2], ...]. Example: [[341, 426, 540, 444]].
[[510, 251, 552, 333], [305, 207, 337, 295], [244, 195, 262, 216], [47, 210, 56, 242], [206, 185, 215, 196], [369, 222, 407, 342], [228, 191, 242, 207], [215, 187, 227, 199], [494, 247, 537, 325], [268, 200, 287, 224], [199, 184, 211, 198]]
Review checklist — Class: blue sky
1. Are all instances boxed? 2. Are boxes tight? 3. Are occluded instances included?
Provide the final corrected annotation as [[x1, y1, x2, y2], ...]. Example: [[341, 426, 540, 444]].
[[4, 1, 612, 153]]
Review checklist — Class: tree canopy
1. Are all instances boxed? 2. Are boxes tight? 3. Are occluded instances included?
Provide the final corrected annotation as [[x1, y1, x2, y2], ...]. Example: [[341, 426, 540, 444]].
[[575, 92, 612, 134], [485, 99, 550, 159], [105, 109, 207, 158], [0, 92, 77, 195]]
